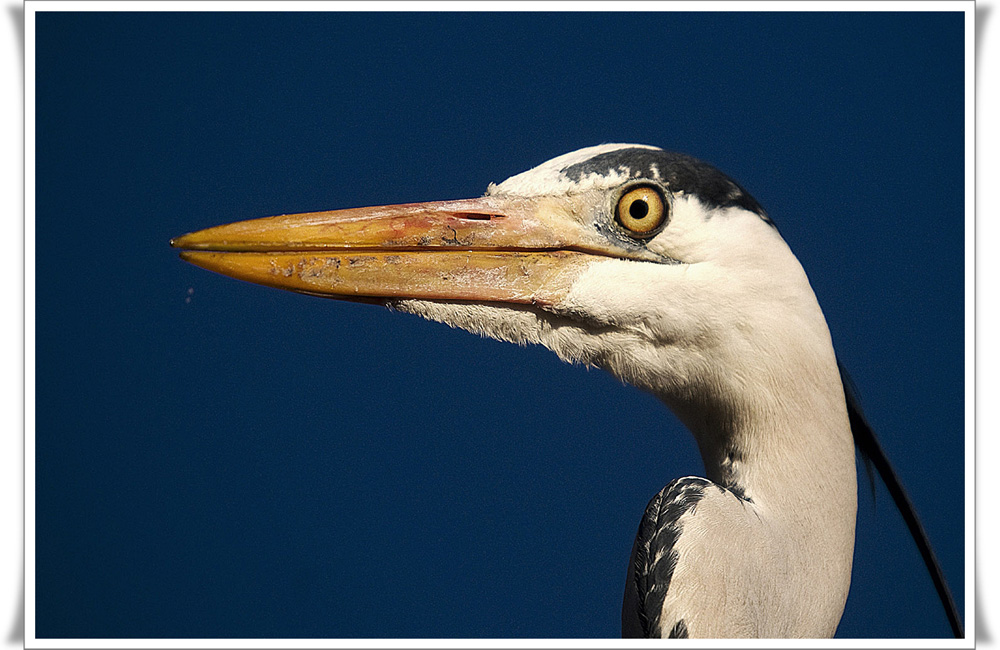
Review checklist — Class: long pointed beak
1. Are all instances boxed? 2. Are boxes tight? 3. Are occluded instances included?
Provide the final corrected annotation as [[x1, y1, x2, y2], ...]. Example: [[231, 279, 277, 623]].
[[171, 195, 609, 306]]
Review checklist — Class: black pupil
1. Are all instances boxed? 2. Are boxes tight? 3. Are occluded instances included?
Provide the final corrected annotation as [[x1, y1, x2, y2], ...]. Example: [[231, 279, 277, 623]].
[[629, 199, 649, 220]]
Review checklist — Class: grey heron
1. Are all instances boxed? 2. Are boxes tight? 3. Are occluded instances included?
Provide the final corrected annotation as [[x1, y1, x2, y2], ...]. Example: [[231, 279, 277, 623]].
[[171, 144, 962, 638]]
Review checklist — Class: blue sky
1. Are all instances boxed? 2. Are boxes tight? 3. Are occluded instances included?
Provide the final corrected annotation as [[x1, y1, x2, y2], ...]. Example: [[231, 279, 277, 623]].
[[32, 10, 965, 638]]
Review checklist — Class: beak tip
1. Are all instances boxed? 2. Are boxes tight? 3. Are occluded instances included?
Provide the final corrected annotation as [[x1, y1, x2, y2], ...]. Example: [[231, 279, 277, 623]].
[[172, 233, 202, 250]]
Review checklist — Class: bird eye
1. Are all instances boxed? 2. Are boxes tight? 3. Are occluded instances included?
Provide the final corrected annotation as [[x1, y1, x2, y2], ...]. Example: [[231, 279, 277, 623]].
[[616, 186, 666, 236]]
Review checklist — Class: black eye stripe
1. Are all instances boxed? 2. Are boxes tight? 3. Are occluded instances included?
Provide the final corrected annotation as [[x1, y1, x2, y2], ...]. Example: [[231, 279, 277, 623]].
[[561, 147, 771, 225]]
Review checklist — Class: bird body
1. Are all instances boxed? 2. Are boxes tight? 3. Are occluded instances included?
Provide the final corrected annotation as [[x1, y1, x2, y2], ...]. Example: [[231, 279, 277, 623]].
[[171, 144, 952, 638]]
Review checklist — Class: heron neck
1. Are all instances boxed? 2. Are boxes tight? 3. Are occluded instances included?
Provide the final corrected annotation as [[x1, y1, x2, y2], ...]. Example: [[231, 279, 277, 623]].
[[656, 342, 859, 637], [669, 340, 857, 521]]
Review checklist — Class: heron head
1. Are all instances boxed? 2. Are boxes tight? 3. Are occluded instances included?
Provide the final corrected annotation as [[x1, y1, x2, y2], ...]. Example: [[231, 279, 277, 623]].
[[172, 144, 822, 401]]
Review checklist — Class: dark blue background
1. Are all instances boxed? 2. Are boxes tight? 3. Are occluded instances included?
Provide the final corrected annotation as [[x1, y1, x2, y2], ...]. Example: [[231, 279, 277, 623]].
[[34, 11, 965, 638]]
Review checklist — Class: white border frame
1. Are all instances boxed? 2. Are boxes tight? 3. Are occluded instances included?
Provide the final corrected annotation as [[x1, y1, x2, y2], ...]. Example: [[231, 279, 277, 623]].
[[20, 2, 977, 648]]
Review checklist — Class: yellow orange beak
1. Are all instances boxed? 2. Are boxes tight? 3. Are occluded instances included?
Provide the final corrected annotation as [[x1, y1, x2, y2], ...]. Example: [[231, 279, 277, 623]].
[[171, 194, 617, 306]]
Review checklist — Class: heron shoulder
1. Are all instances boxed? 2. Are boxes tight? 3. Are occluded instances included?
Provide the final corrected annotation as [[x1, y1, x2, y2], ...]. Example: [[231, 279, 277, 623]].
[[624, 476, 759, 638]]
